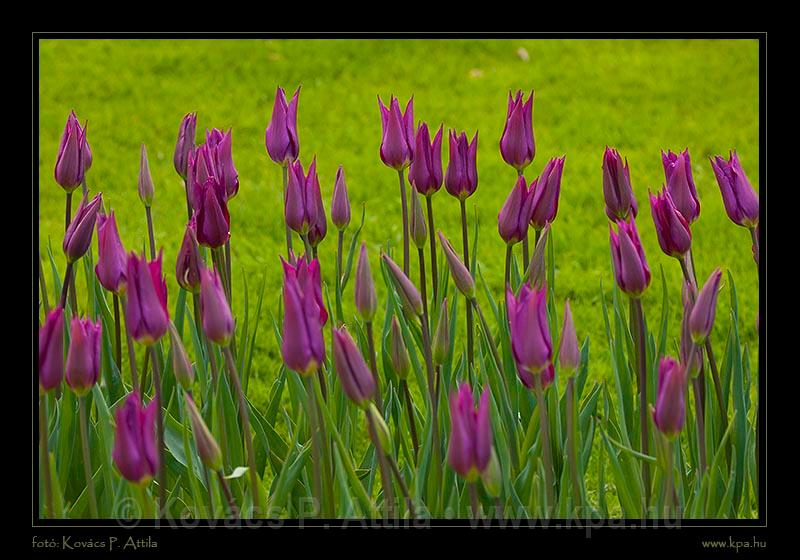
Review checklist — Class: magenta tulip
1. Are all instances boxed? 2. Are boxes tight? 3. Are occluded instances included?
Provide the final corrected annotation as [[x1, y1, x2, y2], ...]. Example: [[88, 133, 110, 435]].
[[125, 251, 169, 346], [444, 130, 478, 200], [711, 151, 759, 228], [200, 267, 235, 346], [530, 156, 565, 230], [65, 317, 102, 396], [506, 283, 553, 388], [192, 177, 230, 249], [39, 306, 65, 393], [498, 175, 534, 245], [331, 165, 351, 231], [112, 392, 159, 485], [284, 158, 320, 235], [602, 147, 638, 221], [63, 193, 102, 263], [95, 211, 127, 294], [653, 357, 686, 438], [649, 188, 692, 257], [499, 90, 535, 171], [689, 268, 723, 343], [448, 383, 492, 481], [609, 217, 651, 297], [175, 216, 201, 293], [281, 256, 326, 375], [54, 111, 90, 191], [378, 95, 414, 170], [173, 112, 197, 179], [332, 326, 376, 407], [409, 122, 443, 196], [265, 86, 300, 166], [662, 149, 699, 223]]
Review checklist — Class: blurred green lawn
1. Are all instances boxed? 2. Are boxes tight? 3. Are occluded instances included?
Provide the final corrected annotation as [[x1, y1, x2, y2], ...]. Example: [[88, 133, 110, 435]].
[[38, 38, 759, 437]]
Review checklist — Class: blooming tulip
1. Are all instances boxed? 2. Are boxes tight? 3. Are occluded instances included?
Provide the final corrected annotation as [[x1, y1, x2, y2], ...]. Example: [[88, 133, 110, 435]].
[[529, 156, 565, 230], [409, 122, 443, 196], [138, 144, 155, 207], [602, 147, 638, 221], [448, 383, 492, 481], [662, 149, 699, 223], [282, 253, 328, 326], [381, 253, 423, 316], [498, 175, 534, 245], [65, 317, 102, 396], [332, 327, 376, 407], [39, 306, 65, 392], [173, 112, 197, 179], [284, 158, 320, 235], [95, 211, 127, 294], [559, 300, 580, 374], [54, 111, 90, 191], [689, 268, 723, 343], [378, 95, 414, 170], [281, 257, 326, 376], [265, 86, 300, 166], [200, 267, 235, 346], [126, 251, 169, 345], [331, 165, 351, 231], [444, 130, 478, 200], [649, 189, 692, 257], [175, 216, 201, 293], [609, 217, 651, 297], [506, 283, 553, 387], [499, 90, 535, 171], [193, 177, 230, 249], [653, 357, 686, 438], [112, 392, 159, 485], [437, 231, 475, 298], [63, 193, 102, 263], [711, 151, 759, 228]]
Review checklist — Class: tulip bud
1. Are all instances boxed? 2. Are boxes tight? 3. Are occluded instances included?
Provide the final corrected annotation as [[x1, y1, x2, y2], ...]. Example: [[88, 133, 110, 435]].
[[480, 448, 502, 498], [711, 151, 759, 228], [389, 316, 411, 379], [689, 268, 723, 343], [332, 326, 376, 408], [506, 283, 553, 387], [200, 267, 235, 346], [499, 90, 535, 171], [330, 166, 351, 231], [355, 242, 378, 322], [381, 253, 423, 316], [138, 144, 155, 207], [95, 211, 127, 294], [173, 112, 197, 179], [285, 158, 319, 235], [39, 306, 65, 393], [265, 87, 300, 166], [307, 170, 327, 248], [176, 216, 201, 293], [54, 111, 89, 191], [63, 193, 103, 263], [432, 298, 450, 366], [602, 147, 638, 221], [527, 222, 550, 289], [437, 231, 476, 298], [112, 392, 159, 485], [448, 383, 492, 481], [662, 149, 700, 223], [184, 393, 222, 471], [126, 251, 169, 345], [409, 122, 443, 196], [530, 156, 565, 230], [169, 323, 195, 392], [609, 217, 651, 298], [444, 130, 479, 200], [653, 357, 686, 438], [649, 188, 692, 257], [193, 178, 230, 249], [368, 402, 392, 455], [409, 186, 427, 248], [65, 317, 102, 396], [559, 300, 580, 374], [281, 257, 326, 376], [378, 95, 414, 170], [498, 175, 534, 245]]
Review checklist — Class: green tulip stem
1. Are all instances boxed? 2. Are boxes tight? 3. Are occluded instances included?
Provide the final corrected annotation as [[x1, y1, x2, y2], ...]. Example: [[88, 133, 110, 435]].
[[533, 372, 555, 518], [149, 346, 167, 518], [39, 394, 54, 518], [398, 169, 410, 276], [365, 406, 395, 518], [459, 198, 474, 386], [78, 395, 99, 518], [365, 321, 382, 413], [425, 195, 439, 305]]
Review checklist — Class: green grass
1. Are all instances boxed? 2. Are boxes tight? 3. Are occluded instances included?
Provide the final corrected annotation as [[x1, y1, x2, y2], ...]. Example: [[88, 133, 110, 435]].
[[38, 38, 759, 425]]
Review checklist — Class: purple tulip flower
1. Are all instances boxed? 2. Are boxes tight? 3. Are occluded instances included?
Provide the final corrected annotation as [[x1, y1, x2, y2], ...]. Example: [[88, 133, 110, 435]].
[[65, 316, 102, 396], [500, 90, 535, 171], [173, 112, 197, 179], [530, 156, 565, 230], [200, 266, 235, 346], [438, 231, 476, 298], [444, 130, 478, 200], [662, 149, 700, 223], [125, 251, 169, 346], [63, 193, 103, 263], [39, 306, 65, 393], [447, 383, 492, 481], [282, 253, 328, 326], [265, 86, 300, 166], [711, 151, 759, 228], [602, 147, 638, 221], [506, 282, 553, 387], [281, 256, 326, 376], [112, 392, 159, 485], [95, 211, 127, 294], [498, 175, 534, 245], [381, 252, 423, 316], [649, 188, 692, 257], [284, 158, 320, 235], [192, 177, 230, 249], [54, 111, 90, 191], [653, 357, 686, 438], [175, 216, 201, 293], [378, 95, 414, 170], [204, 128, 239, 199], [331, 165, 351, 231], [689, 267, 723, 343], [332, 326, 376, 407], [409, 122, 443, 196], [609, 217, 651, 297]]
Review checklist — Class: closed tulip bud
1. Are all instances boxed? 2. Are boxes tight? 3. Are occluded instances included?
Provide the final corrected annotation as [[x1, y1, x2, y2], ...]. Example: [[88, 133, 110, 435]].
[[609, 217, 651, 297], [409, 186, 427, 248], [65, 317, 102, 396], [112, 392, 159, 485], [332, 327, 376, 408], [389, 316, 411, 379], [498, 175, 534, 245], [602, 147, 638, 221], [409, 122, 443, 196], [184, 393, 222, 471], [282, 255, 328, 325], [126, 251, 169, 345], [480, 448, 503, 498], [381, 252, 423, 316], [138, 144, 155, 207], [711, 151, 759, 228], [530, 156, 565, 230], [448, 383, 492, 481], [528, 222, 550, 289], [281, 257, 326, 376], [265, 86, 300, 166], [284, 158, 320, 235], [95, 211, 127, 294], [500, 90, 535, 171], [437, 231, 476, 298], [445, 130, 479, 200], [63, 193, 102, 263], [432, 298, 450, 366], [193, 177, 230, 249], [331, 166, 351, 231], [54, 111, 90, 191], [169, 323, 195, 392], [307, 172, 327, 248], [649, 188, 692, 257], [200, 267, 235, 346], [176, 216, 201, 293], [559, 300, 580, 374], [653, 357, 686, 438], [378, 95, 414, 170], [689, 268, 723, 343], [662, 149, 700, 223], [173, 112, 197, 179], [355, 243, 378, 322], [368, 403, 392, 454], [506, 283, 553, 387], [39, 306, 65, 393], [205, 128, 239, 199]]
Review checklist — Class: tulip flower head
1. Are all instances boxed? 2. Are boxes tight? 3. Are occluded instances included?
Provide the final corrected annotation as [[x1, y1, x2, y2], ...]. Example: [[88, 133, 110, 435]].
[[192, 175, 230, 249], [173, 112, 198, 179], [445, 130, 478, 200], [138, 144, 155, 207], [200, 267, 235, 346], [499, 90, 535, 171], [559, 300, 580, 374], [448, 383, 492, 481], [54, 111, 90, 191], [529, 156, 565, 230], [649, 188, 692, 257], [65, 317, 102, 396], [265, 86, 300, 166], [284, 158, 320, 236], [112, 392, 159, 485], [378, 95, 414, 170], [332, 326, 377, 407], [662, 149, 700, 223], [63, 193, 103, 263], [498, 175, 534, 245], [711, 151, 759, 228], [506, 282, 553, 388], [409, 122, 443, 196], [125, 251, 169, 346], [389, 316, 411, 379], [95, 211, 127, 294], [281, 256, 326, 376], [204, 128, 239, 200], [39, 306, 65, 393], [381, 252, 423, 316], [282, 253, 328, 326], [355, 242, 378, 322], [602, 147, 638, 221], [307, 173, 327, 248], [689, 268, 723, 343], [437, 231, 476, 298], [653, 357, 686, 439], [331, 165, 351, 231], [175, 216, 202, 293], [609, 217, 651, 297]]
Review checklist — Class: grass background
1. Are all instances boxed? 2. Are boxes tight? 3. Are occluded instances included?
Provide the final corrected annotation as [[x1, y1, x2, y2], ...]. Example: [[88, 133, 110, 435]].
[[38, 38, 759, 446]]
